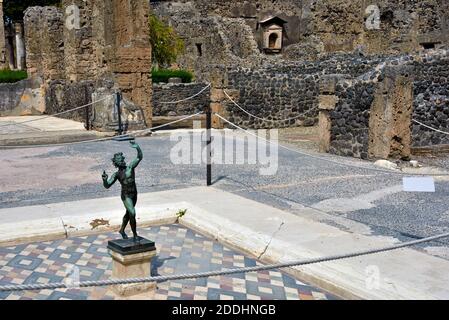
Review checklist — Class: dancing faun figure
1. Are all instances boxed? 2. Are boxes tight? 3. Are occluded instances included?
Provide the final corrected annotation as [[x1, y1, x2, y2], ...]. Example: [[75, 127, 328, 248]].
[[102, 141, 143, 241]]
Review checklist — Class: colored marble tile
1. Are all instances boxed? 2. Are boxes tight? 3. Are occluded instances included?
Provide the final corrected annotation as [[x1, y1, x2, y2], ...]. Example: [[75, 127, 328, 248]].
[[0, 224, 338, 300]]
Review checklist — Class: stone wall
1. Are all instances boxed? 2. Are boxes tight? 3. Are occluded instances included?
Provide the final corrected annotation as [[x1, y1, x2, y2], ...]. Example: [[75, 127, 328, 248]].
[[412, 53, 449, 147], [225, 66, 319, 129], [327, 80, 375, 159], [223, 53, 395, 129], [0, 77, 45, 116], [151, 1, 262, 82], [22, 0, 152, 129], [24, 7, 65, 81], [319, 50, 449, 159], [154, 0, 449, 67], [45, 79, 146, 132], [310, 0, 449, 55], [0, 0, 6, 68], [151, 0, 304, 51], [152, 83, 210, 116]]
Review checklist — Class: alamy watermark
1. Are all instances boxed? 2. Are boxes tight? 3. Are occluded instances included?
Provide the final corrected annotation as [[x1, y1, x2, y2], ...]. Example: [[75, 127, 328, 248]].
[[365, 5, 381, 30], [169, 121, 279, 176], [64, 265, 80, 289], [365, 265, 381, 290], [65, 5, 81, 30]]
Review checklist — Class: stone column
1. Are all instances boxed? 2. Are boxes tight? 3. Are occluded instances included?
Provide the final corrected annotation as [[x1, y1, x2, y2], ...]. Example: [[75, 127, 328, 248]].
[[368, 66, 414, 160], [0, 0, 6, 68], [318, 75, 340, 153], [109, 0, 152, 128], [14, 22, 26, 70], [209, 65, 230, 129]]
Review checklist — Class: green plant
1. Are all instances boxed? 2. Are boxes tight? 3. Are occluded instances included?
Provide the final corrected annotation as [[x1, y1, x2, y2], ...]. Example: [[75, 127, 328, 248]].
[[152, 69, 193, 84], [176, 209, 187, 218], [0, 69, 28, 83], [149, 13, 185, 68]]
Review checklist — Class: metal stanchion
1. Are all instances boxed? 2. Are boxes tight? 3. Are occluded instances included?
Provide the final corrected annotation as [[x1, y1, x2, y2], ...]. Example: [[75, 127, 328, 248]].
[[113, 91, 134, 142], [206, 106, 212, 186], [116, 91, 123, 136], [85, 104, 90, 131]]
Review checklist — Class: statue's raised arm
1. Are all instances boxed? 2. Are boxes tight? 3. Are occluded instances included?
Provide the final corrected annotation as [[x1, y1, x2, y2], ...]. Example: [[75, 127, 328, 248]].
[[129, 141, 143, 169]]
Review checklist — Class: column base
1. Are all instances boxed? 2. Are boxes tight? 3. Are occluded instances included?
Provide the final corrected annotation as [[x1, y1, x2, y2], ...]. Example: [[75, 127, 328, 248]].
[[107, 236, 157, 298]]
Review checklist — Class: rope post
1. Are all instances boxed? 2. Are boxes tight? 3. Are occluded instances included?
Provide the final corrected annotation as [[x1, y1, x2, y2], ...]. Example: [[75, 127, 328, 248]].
[[115, 91, 123, 136], [206, 106, 212, 186]]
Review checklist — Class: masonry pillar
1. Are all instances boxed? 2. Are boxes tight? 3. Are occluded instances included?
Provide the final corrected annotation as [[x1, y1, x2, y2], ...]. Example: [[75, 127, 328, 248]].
[[15, 22, 26, 70], [110, 0, 152, 128], [210, 65, 231, 129], [0, 0, 6, 68], [368, 66, 414, 160], [318, 75, 340, 153]]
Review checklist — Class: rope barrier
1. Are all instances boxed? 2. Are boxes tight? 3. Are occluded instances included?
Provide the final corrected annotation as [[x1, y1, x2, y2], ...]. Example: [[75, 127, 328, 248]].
[[0, 231, 448, 292], [159, 83, 211, 104], [215, 113, 449, 177], [0, 95, 114, 128], [0, 112, 204, 149], [413, 119, 449, 136], [223, 90, 306, 123]]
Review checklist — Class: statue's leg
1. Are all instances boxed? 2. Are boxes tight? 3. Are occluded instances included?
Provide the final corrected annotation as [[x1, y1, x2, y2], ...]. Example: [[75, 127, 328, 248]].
[[124, 196, 138, 241], [119, 211, 129, 239]]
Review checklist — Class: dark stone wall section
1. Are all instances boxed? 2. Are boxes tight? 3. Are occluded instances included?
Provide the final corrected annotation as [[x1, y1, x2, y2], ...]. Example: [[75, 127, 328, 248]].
[[412, 56, 449, 147], [329, 82, 375, 159], [225, 53, 392, 129], [152, 83, 211, 116]]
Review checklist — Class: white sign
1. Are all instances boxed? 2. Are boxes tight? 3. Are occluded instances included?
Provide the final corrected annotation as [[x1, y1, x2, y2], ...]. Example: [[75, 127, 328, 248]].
[[403, 177, 435, 192]]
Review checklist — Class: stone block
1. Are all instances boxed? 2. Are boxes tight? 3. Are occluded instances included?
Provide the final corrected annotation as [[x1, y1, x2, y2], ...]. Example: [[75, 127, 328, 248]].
[[108, 237, 157, 297]]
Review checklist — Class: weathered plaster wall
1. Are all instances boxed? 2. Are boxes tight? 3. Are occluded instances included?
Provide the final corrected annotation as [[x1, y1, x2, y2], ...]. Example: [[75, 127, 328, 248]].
[[0, 78, 45, 116]]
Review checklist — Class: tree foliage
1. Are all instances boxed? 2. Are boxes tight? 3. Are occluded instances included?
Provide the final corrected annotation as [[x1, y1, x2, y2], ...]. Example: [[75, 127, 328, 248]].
[[149, 13, 184, 68], [3, 0, 61, 22]]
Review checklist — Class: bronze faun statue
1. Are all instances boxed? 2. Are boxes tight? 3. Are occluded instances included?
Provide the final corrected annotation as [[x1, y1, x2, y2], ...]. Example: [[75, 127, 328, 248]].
[[102, 141, 143, 242]]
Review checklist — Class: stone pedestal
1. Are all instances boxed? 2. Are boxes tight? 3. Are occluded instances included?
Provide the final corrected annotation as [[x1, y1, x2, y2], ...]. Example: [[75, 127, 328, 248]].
[[107, 237, 156, 298]]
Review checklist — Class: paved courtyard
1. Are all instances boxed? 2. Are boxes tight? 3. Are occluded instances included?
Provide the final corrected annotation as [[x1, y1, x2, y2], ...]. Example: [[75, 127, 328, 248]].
[[0, 224, 336, 300], [1, 132, 449, 257]]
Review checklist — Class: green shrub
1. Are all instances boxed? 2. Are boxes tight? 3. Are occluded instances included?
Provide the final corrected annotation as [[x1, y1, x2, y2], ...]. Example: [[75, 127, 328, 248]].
[[0, 70, 28, 83], [152, 69, 193, 84], [149, 13, 185, 67]]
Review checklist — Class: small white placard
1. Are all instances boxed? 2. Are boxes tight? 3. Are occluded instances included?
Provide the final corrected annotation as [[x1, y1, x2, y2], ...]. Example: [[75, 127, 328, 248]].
[[403, 177, 435, 192]]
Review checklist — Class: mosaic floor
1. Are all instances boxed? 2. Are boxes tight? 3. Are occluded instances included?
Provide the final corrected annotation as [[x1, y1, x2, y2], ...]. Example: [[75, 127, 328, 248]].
[[0, 224, 337, 300]]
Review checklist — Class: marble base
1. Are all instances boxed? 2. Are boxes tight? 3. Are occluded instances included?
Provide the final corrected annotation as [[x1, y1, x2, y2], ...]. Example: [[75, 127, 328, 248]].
[[107, 237, 157, 297]]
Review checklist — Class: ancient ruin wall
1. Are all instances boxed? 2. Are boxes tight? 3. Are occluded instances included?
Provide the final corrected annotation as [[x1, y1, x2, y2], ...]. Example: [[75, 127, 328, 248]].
[[223, 54, 392, 129], [412, 54, 449, 147], [322, 50, 449, 159], [305, 0, 448, 55], [23, 0, 152, 129], [152, 83, 210, 117], [0, 0, 6, 68]]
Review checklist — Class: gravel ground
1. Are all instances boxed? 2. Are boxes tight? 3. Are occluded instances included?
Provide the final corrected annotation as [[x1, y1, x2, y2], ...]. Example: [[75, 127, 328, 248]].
[[1, 130, 449, 260]]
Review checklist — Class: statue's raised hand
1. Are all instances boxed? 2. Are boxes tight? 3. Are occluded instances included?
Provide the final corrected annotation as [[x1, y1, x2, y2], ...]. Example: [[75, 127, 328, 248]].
[[102, 170, 108, 180], [130, 140, 139, 149]]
